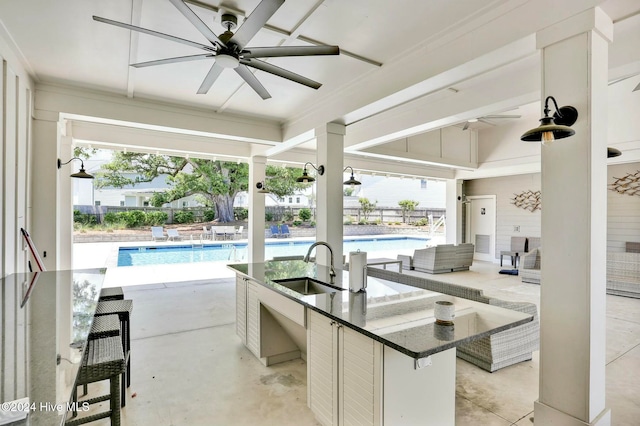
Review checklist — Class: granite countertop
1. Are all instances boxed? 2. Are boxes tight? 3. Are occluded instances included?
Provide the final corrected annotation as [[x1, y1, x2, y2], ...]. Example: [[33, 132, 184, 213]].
[[0, 269, 106, 426], [229, 261, 533, 359]]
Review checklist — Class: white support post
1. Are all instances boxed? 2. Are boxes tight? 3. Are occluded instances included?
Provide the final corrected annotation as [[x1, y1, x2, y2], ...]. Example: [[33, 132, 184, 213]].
[[315, 123, 345, 268], [248, 156, 267, 263], [445, 179, 463, 244], [534, 8, 612, 426]]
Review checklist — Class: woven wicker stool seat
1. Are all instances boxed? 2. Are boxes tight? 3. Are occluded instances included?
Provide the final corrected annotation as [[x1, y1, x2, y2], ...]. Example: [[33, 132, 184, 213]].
[[89, 315, 120, 340], [99, 287, 124, 301], [66, 336, 125, 426], [94, 300, 133, 407]]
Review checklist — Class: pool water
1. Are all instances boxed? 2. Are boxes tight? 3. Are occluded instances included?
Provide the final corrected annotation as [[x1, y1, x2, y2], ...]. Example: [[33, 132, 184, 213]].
[[117, 237, 430, 267]]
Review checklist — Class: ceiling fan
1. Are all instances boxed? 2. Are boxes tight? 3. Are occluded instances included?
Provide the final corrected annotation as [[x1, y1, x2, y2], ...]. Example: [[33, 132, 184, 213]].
[[462, 114, 521, 130], [93, 0, 340, 99]]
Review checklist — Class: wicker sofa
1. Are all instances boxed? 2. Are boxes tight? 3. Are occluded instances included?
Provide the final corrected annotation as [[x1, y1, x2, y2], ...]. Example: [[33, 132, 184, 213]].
[[367, 267, 539, 372], [521, 247, 541, 285], [398, 244, 474, 274]]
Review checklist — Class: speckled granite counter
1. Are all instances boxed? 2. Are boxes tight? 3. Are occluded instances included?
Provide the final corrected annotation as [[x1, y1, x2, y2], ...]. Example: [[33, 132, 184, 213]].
[[229, 261, 533, 359], [0, 269, 105, 426]]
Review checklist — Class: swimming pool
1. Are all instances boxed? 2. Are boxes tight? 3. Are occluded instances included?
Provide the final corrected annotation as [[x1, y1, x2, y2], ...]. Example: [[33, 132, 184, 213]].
[[117, 237, 430, 267]]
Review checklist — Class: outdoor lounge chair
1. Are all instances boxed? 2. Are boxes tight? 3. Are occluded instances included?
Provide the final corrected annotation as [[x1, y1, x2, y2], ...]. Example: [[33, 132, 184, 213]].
[[202, 226, 212, 240], [213, 227, 227, 240], [269, 225, 281, 238], [235, 226, 244, 239], [280, 224, 291, 238], [167, 229, 182, 241], [151, 226, 166, 241]]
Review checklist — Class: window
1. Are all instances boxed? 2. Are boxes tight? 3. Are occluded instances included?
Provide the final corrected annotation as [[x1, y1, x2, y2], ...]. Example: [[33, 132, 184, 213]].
[[296, 197, 300, 203], [120, 201, 125, 206], [420, 179, 428, 189], [182, 201, 188, 207], [94, 201, 101, 206], [288, 197, 293, 203], [143, 201, 149, 207]]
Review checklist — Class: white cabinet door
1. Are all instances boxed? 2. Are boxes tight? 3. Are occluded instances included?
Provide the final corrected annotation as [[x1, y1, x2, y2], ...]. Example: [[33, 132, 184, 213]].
[[308, 310, 338, 426], [308, 310, 382, 426], [246, 279, 260, 357], [339, 326, 382, 426], [235, 276, 247, 344]]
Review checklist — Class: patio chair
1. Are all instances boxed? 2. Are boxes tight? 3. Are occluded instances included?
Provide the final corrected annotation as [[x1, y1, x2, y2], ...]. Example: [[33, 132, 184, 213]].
[[167, 229, 182, 241], [280, 224, 291, 238], [151, 226, 166, 241], [213, 227, 226, 240], [202, 226, 212, 240], [500, 236, 527, 268], [235, 226, 244, 239], [269, 225, 281, 238]]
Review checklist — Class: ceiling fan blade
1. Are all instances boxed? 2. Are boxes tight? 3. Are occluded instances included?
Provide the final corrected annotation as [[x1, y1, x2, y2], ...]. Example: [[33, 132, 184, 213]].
[[230, 0, 285, 48], [462, 122, 470, 131], [478, 118, 495, 125], [93, 16, 214, 51], [168, 0, 225, 47], [241, 58, 321, 89], [235, 65, 271, 99], [242, 45, 339, 58], [131, 54, 214, 68], [634, 82, 640, 92], [197, 62, 224, 94]]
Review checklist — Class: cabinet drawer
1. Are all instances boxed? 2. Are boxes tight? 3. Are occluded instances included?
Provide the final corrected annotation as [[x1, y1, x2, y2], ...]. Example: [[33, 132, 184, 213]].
[[256, 284, 306, 327]]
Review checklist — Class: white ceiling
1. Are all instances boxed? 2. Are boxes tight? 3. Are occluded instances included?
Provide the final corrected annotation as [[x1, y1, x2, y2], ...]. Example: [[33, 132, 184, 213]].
[[1, 0, 639, 176]]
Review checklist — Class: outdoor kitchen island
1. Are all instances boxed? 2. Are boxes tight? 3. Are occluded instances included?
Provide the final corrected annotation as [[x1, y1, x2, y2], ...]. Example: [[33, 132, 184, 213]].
[[229, 260, 533, 426]]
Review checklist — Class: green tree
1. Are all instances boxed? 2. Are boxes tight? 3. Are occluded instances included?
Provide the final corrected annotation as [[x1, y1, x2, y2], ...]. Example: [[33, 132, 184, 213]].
[[94, 151, 308, 223], [398, 199, 419, 224], [358, 197, 377, 221]]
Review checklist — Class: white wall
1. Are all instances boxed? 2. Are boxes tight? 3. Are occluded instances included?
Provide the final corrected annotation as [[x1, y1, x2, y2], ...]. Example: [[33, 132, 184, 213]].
[[607, 162, 640, 252], [0, 38, 34, 276]]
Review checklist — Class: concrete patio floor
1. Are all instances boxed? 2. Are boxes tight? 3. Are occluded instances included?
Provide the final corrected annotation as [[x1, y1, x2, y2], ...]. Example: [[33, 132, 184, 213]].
[[72, 245, 640, 425]]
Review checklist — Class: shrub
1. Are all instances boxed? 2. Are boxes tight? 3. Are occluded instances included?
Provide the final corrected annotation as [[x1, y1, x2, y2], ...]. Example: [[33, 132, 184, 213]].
[[358, 219, 367, 225], [265, 212, 274, 222], [298, 208, 312, 221], [103, 212, 121, 224], [145, 211, 168, 226], [73, 210, 97, 225], [234, 207, 248, 221], [120, 210, 146, 228], [414, 218, 429, 226], [283, 210, 295, 222], [174, 210, 194, 224], [204, 210, 216, 222], [343, 215, 354, 225], [309, 221, 316, 227], [292, 220, 303, 227]]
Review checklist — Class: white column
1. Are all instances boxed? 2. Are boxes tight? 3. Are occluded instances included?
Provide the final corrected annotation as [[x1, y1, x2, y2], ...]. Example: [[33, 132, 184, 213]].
[[534, 8, 612, 426], [445, 179, 463, 244], [59, 120, 73, 269], [315, 123, 345, 267], [248, 156, 266, 263]]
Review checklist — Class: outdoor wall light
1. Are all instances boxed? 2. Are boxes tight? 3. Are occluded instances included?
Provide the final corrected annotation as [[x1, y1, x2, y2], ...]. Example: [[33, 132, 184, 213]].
[[57, 157, 94, 179], [520, 96, 578, 145], [255, 181, 270, 193], [607, 147, 622, 158], [296, 162, 324, 183], [343, 166, 361, 187]]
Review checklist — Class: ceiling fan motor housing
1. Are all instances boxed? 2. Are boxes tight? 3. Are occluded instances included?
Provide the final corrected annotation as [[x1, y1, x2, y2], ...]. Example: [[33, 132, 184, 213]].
[[221, 13, 238, 30]]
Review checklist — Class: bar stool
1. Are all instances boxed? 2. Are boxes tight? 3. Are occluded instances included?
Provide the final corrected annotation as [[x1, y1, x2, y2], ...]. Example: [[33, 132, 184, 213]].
[[80, 315, 121, 397], [99, 287, 124, 302], [94, 300, 133, 407], [66, 336, 125, 426]]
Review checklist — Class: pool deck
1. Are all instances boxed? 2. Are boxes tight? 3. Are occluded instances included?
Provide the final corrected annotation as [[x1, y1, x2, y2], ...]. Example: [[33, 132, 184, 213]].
[[73, 234, 444, 288]]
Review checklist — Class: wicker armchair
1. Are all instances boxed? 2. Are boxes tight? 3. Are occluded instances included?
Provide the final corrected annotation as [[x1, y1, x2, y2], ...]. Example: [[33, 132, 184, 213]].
[[521, 248, 541, 285]]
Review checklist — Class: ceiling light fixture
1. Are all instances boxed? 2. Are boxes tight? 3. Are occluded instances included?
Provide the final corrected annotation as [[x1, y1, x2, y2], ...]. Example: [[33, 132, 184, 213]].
[[520, 96, 578, 145], [296, 162, 324, 183], [57, 158, 94, 179], [343, 166, 361, 187]]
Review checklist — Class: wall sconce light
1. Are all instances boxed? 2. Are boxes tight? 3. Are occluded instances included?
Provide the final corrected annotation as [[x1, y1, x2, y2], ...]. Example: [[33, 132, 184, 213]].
[[520, 96, 578, 145], [255, 181, 269, 193], [343, 166, 361, 187], [607, 147, 622, 158], [57, 157, 94, 179], [296, 162, 324, 183]]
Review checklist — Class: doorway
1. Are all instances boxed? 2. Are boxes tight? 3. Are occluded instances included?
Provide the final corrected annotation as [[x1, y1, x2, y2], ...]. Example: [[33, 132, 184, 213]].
[[465, 195, 496, 262]]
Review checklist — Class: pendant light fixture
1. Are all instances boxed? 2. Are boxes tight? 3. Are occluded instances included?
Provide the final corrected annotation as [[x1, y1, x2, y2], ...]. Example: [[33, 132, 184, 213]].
[[296, 162, 324, 183], [520, 96, 578, 145], [607, 147, 622, 158], [57, 157, 94, 179]]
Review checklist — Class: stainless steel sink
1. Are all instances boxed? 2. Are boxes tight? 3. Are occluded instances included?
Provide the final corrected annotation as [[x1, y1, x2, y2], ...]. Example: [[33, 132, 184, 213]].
[[272, 277, 345, 295]]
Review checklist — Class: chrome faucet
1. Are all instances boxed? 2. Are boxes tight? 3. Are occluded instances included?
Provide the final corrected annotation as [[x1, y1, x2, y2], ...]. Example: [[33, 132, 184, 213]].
[[303, 241, 336, 284]]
